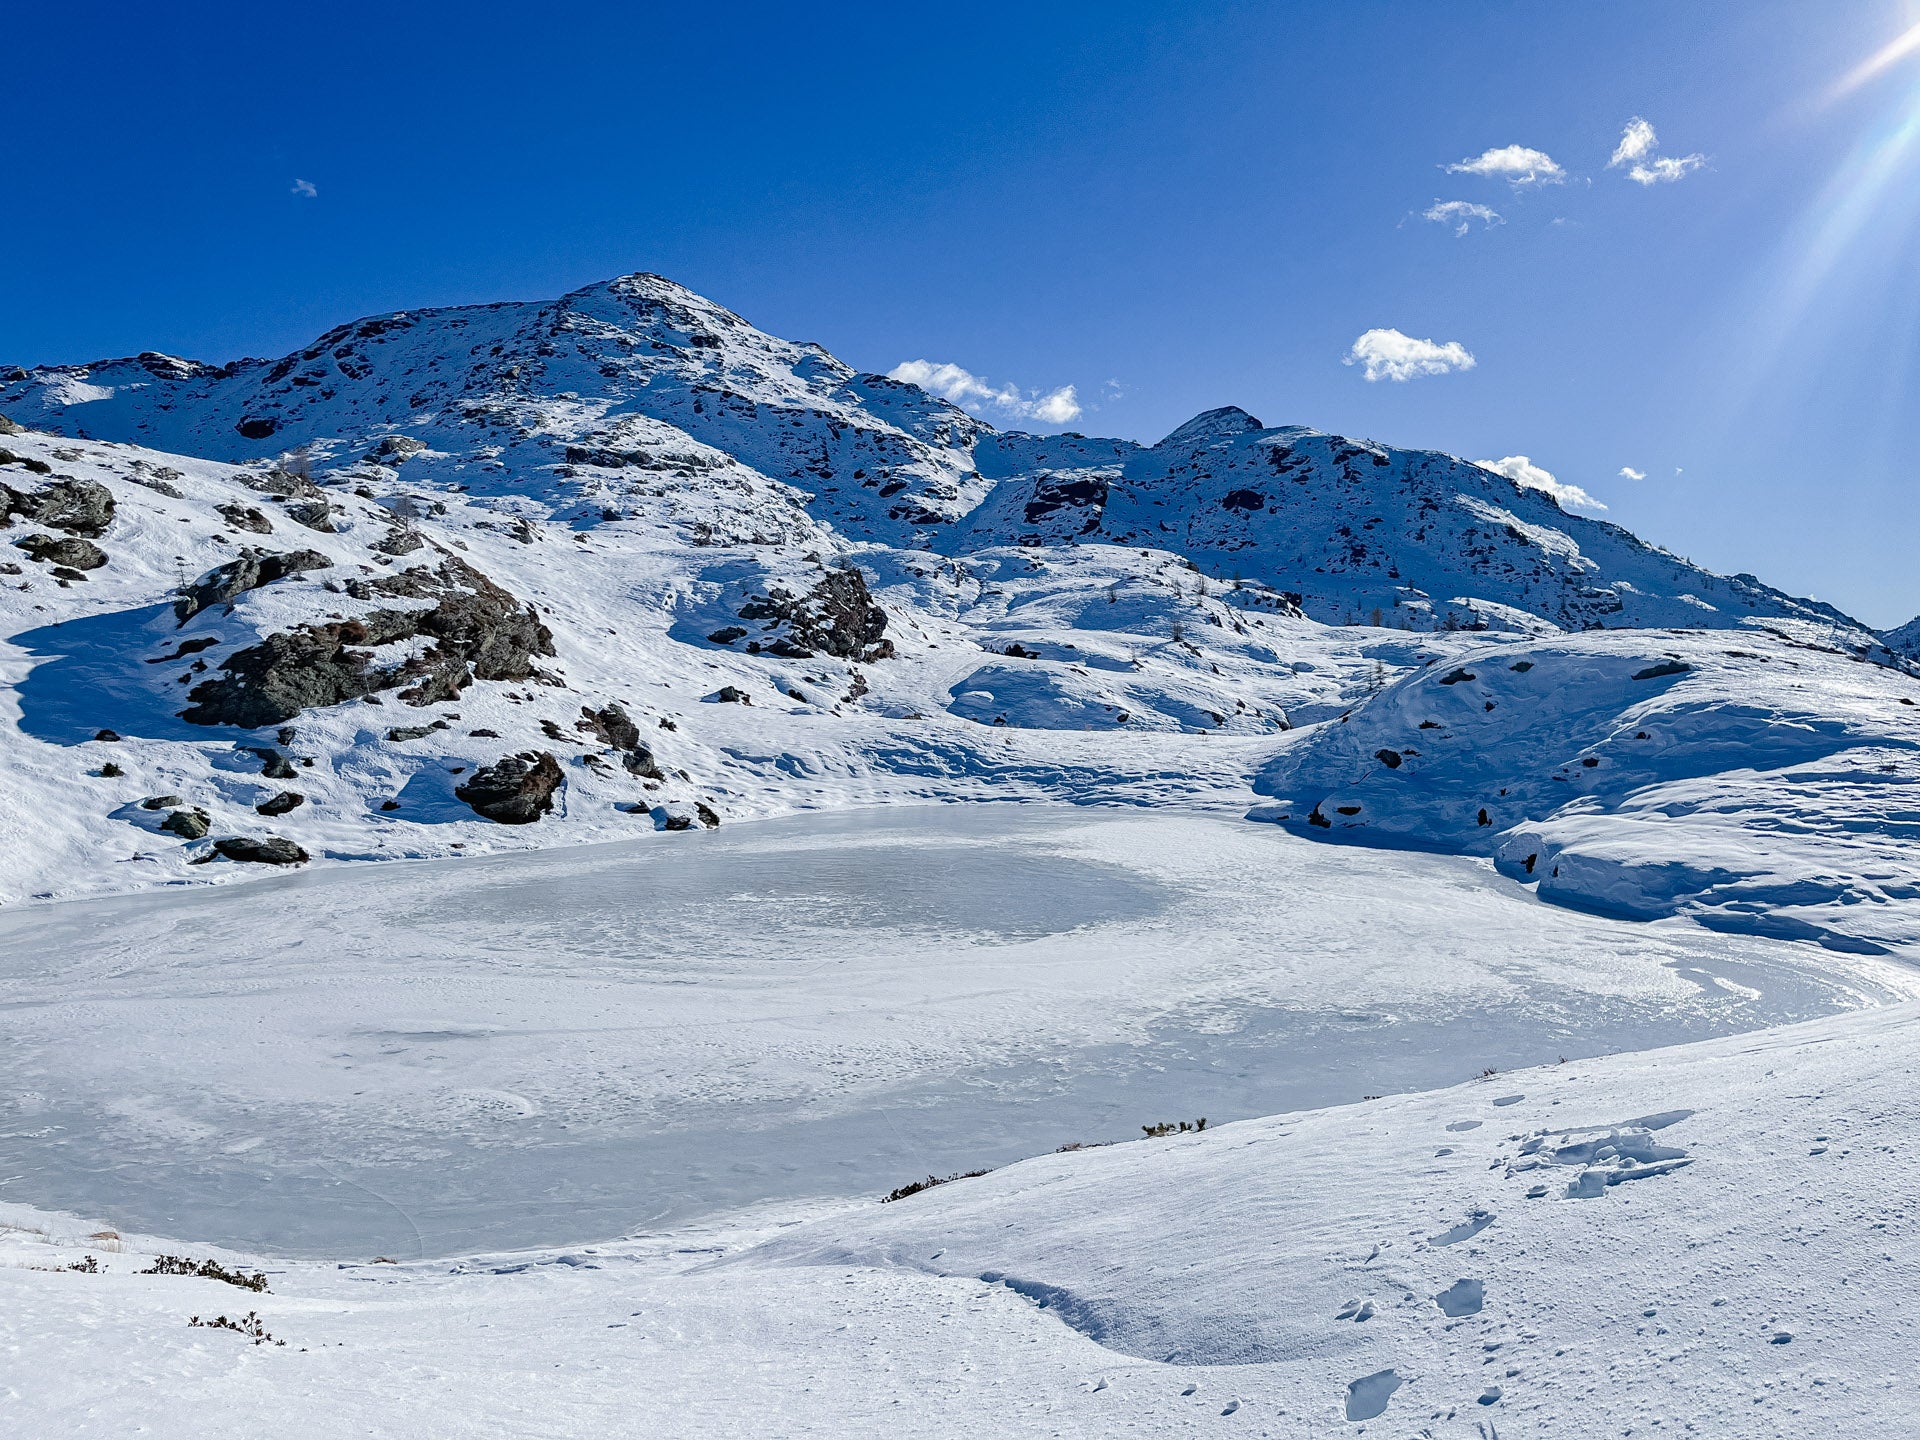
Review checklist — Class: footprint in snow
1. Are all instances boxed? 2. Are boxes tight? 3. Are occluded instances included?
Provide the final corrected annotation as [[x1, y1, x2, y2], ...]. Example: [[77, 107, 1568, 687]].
[[1446, 1120, 1482, 1132], [1435, 1278, 1485, 1317], [1344, 1369, 1403, 1422], [1428, 1210, 1494, 1247]]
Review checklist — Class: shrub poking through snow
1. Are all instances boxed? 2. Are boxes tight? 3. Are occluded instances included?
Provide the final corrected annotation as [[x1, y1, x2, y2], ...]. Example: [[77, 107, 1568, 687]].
[[188, 1310, 284, 1346], [883, 1169, 992, 1203], [141, 1255, 270, 1291]]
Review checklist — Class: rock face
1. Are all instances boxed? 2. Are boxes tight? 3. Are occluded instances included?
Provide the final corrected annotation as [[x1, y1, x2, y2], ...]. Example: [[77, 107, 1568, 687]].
[[213, 835, 309, 864], [738, 567, 892, 661], [174, 548, 332, 623], [1, 476, 115, 536], [181, 557, 554, 728], [455, 751, 564, 824]]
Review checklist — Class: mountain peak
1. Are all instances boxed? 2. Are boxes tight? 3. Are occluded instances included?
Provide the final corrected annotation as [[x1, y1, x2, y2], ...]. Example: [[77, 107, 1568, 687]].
[[1156, 406, 1266, 449]]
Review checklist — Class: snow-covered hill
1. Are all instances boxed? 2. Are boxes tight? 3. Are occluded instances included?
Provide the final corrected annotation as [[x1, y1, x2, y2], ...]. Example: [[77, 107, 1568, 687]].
[[0, 273, 1912, 921]]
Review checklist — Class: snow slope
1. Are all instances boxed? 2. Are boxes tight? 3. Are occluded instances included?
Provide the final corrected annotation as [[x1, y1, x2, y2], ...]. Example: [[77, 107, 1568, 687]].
[[1254, 628, 1920, 954], [9, 994, 1920, 1437]]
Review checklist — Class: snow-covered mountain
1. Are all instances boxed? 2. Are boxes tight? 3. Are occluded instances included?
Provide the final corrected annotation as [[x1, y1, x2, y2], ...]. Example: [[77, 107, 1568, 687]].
[[3, 273, 1916, 952], [1, 273, 1886, 644]]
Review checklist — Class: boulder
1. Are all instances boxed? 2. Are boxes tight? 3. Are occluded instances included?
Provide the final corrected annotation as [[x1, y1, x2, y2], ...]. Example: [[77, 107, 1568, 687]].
[[160, 807, 211, 839], [217, 503, 274, 534], [255, 791, 305, 817], [213, 836, 309, 865], [736, 567, 892, 661], [1, 477, 115, 537], [455, 751, 563, 824], [140, 794, 183, 810], [14, 534, 107, 569]]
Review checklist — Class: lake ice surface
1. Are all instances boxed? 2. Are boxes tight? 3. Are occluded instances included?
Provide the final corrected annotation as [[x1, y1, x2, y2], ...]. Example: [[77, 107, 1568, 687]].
[[1, 806, 1912, 1257]]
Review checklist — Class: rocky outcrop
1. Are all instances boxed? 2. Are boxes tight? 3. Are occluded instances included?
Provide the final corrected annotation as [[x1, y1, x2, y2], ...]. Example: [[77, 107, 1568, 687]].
[[181, 557, 554, 727], [175, 548, 332, 623], [455, 751, 563, 823], [217, 503, 274, 533], [737, 567, 892, 661], [160, 807, 211, 839], [213, 835, 309, 864], [1, 476, 115, 537]]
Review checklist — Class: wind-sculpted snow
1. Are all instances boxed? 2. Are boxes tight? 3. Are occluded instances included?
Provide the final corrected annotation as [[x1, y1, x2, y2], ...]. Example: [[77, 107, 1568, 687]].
[[1255, 628, 1920, 951]]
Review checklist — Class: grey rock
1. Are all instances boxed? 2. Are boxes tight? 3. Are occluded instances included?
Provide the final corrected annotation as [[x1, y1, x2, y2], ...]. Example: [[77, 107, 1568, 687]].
[[15, 533, 108, 569], [174, 548, 332, 624], [182, 558, 553, 728], [213, 835, 309, 865], [255, 791, 306, 817], [141, 794, 183, 810], [217, 503, 274, 533], [455, 751, 563, 824], [161, 808, 211, 840], [0, 476, 115, 537]]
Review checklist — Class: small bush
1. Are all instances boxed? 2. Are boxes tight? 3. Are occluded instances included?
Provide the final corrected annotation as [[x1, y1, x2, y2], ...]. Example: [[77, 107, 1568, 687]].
[[141, 1255, 269, 1292], [189, 1310, 284, 1347], [882, 1169, 991, 1203]]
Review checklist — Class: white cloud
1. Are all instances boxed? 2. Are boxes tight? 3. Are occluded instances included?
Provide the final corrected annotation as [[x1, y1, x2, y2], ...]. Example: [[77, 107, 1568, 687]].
[[1626, 153, 1707, 185], [1423, 200, 1503, 236], [889, 359, 1081, 425], [290, 178, 318, 198], [1343, 328, 1476, 383], [1444, 144, 1565, 187], [1477, 454, 1607, 512], [1607, 118, 1706, 185], [1608, 117, 1659, 168], [1619, 466, 1647, 480]]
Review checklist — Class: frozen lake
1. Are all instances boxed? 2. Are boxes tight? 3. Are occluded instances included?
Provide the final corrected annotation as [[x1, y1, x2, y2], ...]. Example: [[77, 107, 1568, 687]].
[[1, 805, 1913, 1258]]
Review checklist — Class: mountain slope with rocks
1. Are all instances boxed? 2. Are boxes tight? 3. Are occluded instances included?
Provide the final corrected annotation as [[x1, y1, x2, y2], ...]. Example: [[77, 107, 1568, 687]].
[[1, 274, 1914, 933]]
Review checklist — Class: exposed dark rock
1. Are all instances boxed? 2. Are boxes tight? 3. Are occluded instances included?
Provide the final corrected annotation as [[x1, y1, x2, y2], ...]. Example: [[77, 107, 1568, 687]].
[[243, 468, 326, 500], [1, 477, 115, 537], [713, 685, 751, 704], [1632, 659, 1692, 681], [182, 558, 554, 727], [654, 807, 694, 831], [98, 762, 125, 777], [218, 503, 274, 534], [141, 794, 183, 810], [0, 413, 19, 435], [175, 548, 332, 624], [214, 835, 309, 864], [386, 726, 434, 742], [1437, 668, 1477, 686], [375, 528, 424, 555], [1374, 748, 1403, 769], [51, 565, 90, 583], [94, 728, 121, 742], [366, 435, 428, 464], [575, 701, 663, 777], [695, 802, 720, 828], [235, 417, 280, 440], [707, 625, 748, 645], [161, 807, 211, 839], [469, 727, 500, 737], [15, 533, 108, 569], [255, 791, 306, 817], [282, 497, 336, 532], [455, 751, 563, 824], [249, 748, 298, 779], [737, 567, 892, 661], [1022, 473, 1109, 530]]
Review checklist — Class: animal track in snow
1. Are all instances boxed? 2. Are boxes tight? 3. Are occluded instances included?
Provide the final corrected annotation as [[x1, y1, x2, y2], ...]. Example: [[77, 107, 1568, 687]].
[[1428, 1210, 1494, 1247]]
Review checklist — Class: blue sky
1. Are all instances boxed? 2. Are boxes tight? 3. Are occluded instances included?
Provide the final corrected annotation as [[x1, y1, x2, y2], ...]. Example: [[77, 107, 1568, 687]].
[[8, 2, 1920, 624]]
